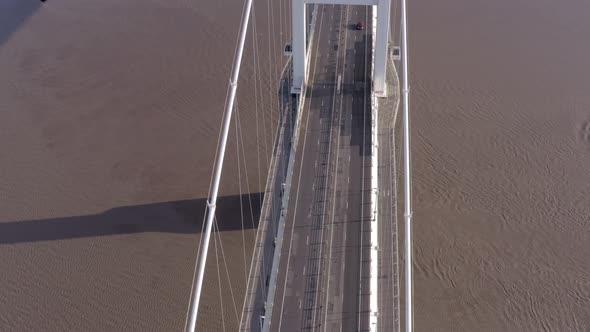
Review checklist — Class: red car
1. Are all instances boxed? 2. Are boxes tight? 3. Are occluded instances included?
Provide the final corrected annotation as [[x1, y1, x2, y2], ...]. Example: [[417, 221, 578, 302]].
[[356, 21, 364, 30]]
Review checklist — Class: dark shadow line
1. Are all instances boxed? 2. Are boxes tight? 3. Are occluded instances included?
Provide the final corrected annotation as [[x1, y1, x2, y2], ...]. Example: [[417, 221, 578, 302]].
[[0, 0, 43, 48], [0, 193, 263, 245]]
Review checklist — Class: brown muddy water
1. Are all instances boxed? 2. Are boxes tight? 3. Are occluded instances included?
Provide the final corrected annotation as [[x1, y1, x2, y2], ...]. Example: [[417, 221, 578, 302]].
[[0, 0, 588, 331], [0, 0, 287, 330], [408, 0, 590, 330]]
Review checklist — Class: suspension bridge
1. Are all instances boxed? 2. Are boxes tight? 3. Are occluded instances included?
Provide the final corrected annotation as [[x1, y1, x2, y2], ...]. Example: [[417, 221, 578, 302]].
[[185, 0, 412, 331]]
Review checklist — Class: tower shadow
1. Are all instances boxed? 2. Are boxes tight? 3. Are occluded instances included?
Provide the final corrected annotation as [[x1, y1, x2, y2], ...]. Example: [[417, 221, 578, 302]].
[[0, 193, 263, 245], [0, 0, 43, 48]]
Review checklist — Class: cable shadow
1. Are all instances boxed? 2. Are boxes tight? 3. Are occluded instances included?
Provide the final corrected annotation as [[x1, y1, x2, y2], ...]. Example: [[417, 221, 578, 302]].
[[0, 193, 263, 245], [0, 0, 43, 48]]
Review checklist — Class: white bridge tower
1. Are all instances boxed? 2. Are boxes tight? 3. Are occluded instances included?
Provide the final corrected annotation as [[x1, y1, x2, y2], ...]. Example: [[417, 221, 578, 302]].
[[292, 0, 391, 96]]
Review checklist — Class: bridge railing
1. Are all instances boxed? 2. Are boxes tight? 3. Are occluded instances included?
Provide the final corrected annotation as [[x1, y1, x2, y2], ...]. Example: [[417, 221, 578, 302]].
[[239, 59, 297, 331]]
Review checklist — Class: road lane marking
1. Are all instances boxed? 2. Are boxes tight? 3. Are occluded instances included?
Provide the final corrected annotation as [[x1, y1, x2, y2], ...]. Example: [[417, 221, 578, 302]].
[[308, 5, 349, 329], [277, 6, 327, 330], [322, 5, 351, 331], [356, 6, 371, 331]]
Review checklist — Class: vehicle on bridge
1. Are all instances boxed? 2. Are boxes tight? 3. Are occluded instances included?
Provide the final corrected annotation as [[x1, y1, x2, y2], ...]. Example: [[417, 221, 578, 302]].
[[356, 20, 364, 30], [392, 46, 401, 61]]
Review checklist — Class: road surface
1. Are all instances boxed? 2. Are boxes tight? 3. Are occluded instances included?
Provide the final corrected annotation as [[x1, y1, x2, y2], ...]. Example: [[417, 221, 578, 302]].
[[270, 4, 373, 331]]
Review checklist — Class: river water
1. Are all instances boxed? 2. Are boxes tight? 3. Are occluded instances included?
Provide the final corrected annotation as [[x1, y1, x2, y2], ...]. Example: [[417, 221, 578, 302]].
[[0, 0, 588, 330], [409, 0, 590, 330]]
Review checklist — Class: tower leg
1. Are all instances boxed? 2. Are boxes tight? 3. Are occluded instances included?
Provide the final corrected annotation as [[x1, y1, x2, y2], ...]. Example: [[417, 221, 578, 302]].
[[373, 0, 391, 97], [292, 0, 307, 93]]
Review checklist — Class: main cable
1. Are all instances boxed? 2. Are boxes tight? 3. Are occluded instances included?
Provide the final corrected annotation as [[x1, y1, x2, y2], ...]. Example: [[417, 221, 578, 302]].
[[184, 0, 255, 329], [400, 0, 413, 331]]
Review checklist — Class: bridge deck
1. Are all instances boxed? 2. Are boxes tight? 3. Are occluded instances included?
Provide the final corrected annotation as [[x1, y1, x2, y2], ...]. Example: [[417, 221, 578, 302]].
[[270, 4, 374, 331]]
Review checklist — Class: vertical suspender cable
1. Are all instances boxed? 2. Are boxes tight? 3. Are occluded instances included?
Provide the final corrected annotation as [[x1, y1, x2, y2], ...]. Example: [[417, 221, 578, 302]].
[[400, 0, 413, 331], [185, 0, 254, 330]]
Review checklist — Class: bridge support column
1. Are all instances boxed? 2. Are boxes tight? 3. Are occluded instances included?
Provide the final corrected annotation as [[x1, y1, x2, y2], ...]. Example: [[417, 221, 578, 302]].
[[292, 0, 307, 93], [373, 0, 391, 97]]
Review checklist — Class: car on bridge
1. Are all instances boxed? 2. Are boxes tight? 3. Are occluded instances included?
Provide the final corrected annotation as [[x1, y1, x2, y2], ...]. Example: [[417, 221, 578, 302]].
[[392, 46, 401, 61], [356, 21, 364, 30]]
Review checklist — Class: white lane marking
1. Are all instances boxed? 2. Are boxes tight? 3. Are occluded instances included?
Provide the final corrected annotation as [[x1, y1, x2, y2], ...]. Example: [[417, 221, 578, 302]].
[[277, 6, 327, 331], [322, 5, 352, 331], [357, 6, 371, 331], [311, 6, 350, 328]]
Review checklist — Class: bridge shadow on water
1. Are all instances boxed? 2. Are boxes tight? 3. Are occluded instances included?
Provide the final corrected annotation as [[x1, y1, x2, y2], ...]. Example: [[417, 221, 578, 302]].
[[0, 0, 44, 48], [0, 193, 263, 245]]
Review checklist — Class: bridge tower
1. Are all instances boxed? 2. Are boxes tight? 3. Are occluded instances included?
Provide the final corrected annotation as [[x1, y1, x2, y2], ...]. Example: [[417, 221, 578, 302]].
[[291, 0, 391, 97]]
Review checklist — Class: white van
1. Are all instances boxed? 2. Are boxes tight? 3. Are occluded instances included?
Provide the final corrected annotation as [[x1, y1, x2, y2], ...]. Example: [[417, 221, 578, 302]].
[[392, 46, 401, 61]]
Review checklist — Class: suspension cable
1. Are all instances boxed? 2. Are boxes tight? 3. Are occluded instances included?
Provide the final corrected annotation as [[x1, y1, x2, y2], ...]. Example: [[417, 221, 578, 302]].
[[400, 0, 413, 330], [251, 2, 271, 300], [213, 225, 226, 332], [214, 216, 241, 325], [252, 4, 264, 209], [235, 101, 249, 283], [184, 0, 255, 329]]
